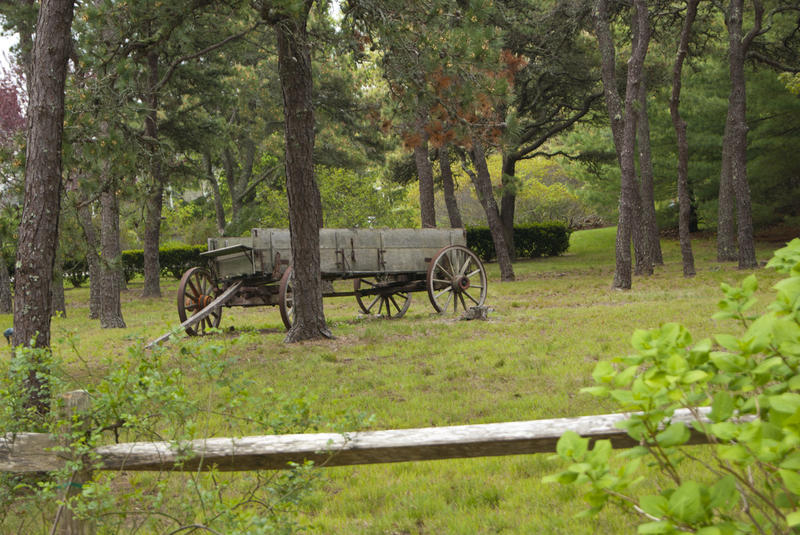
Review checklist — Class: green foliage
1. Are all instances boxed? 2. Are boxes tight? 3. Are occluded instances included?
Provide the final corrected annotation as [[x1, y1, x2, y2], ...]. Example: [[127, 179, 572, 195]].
[[119, 244, 207, 281], [466, 223, 572, 261], [319, 167, 416, 228], [546, 238, 800, 534], [0, 339, 329, 533]]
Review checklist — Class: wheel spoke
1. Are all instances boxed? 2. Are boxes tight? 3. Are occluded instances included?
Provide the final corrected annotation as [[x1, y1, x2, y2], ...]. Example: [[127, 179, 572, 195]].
[[366, 295, 381, 313], [458, 292, 467, 312], [466, 268, 482, 279], [440, 291, 453, 312], [389, 295, 402, 314], [435, 287, 452, 300], [464, 290, 481, 305]]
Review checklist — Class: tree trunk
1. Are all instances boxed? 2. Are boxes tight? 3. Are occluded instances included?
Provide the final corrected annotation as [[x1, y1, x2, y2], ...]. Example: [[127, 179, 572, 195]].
[[670, 0, 698, 278], [142, 49, 163, 298], [75, 197, 102, 318], [635, 75, 662, 265], [414, 119, 436, 228], [99, 187, 125, 328], [725, 0, 759, 269], [439, 146, 463, 228], [717, 125, 737, 261], [500, 155, 517, 261], [12, 0, 75, 415], [275, 5, 331, 342], [204, 151, 226, 235], [466, 141, 515, 282], [0, 250, 12, 313], [594, 0, 651, 289], [51, 243, 66, 318], [631, 189, 652, 276]]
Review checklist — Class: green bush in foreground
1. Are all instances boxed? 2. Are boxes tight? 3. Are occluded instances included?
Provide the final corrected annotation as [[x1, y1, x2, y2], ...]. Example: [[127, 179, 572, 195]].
[[546, 238, 800, 534]]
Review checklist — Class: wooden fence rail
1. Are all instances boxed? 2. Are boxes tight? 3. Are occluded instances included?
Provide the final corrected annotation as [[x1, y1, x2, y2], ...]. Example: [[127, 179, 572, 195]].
[[1, 392, 716, 474], [0, 391, 721, 534]]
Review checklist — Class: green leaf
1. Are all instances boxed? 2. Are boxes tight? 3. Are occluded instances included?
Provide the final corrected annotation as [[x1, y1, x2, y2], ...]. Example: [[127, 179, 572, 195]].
[[637, 521, 675, 534], [709, 391, 735, 423], [780, 452, 800, 470], [741, 274, 758, 294], [580, 386, 609, 397], [710, 422, 739, 441], [639, 495, 668, 517], [681, 370, 709, 384], [556, 431, 588, 460], [779, 469, 800, 494], [592, 361, 615, 384], [787, 510, 800, 528], [656, 423, 690, 448], [714, 335, 740, 352], [668, 481, 706, 524], [614, 365, 639, 387], [719, 444, 751, 463], [769, 393, 800, 414], [708, 475, 737, 512]]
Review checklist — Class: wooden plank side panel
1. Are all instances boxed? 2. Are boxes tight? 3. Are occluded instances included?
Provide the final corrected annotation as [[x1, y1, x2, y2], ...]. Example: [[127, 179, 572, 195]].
[[93, 408, 715, 472]]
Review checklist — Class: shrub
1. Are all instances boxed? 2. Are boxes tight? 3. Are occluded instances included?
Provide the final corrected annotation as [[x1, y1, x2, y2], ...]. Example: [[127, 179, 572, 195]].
[[466, 222, 571, 261], [545, 238, 800, 534]]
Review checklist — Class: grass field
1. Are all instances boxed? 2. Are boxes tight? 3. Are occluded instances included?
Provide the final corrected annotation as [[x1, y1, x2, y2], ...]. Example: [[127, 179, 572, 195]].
[[0, 227, 791, 533]]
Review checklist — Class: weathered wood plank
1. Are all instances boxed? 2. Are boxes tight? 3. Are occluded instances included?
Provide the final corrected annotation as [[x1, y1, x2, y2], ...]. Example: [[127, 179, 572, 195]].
[[93, 407, 715, 472], [0, 432, 61, 472], [145, 280, 242, 349]]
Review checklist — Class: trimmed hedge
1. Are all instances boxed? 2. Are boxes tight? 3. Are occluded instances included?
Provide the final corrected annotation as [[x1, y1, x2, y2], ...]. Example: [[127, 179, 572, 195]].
[[466, 222, 571, 261]]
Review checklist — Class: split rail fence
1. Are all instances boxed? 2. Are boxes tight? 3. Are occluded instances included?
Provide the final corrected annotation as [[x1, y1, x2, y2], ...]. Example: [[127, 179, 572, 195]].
[[1, 391, 717, 534]]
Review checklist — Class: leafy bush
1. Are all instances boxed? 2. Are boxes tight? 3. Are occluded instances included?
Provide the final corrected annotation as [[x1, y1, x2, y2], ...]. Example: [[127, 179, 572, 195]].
[[545, 238, 800, 534], [0, 340, 334, 533], [466, 223, 571, 261]]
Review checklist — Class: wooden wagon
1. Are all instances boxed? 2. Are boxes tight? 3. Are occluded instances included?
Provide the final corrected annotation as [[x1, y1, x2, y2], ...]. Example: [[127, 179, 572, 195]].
[[175, 228, 488, 335]]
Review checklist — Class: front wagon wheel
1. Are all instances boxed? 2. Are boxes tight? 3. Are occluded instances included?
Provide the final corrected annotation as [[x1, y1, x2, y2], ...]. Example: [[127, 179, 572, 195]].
[[426, 245, 487, 314], [177, 267, 222, 335]]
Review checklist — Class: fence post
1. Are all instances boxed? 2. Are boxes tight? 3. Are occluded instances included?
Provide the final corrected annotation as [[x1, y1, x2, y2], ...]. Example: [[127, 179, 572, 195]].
[[52, 390, 95, 535]]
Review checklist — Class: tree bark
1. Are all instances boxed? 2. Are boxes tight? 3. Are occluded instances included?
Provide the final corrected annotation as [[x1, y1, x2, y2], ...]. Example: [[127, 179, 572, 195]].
[[142, 49, 163, 297], [717, 127, 737, 261], [414, 119, 436, 228], [12, 0, 75, 415], [75, 196, 102, 318], [635, 74, 662, 265], [466, 141, 515, 282], [670, 0, 698, 278], [725, 0, 760, 269], [51, 243, 66, 318], [99, 187, 125, 328], [439, 146, 463, 228], [0, 249, 12, 313], [275, 6, 331, 342], [594, 0, 651, 288], [500, 155, 516, 261]]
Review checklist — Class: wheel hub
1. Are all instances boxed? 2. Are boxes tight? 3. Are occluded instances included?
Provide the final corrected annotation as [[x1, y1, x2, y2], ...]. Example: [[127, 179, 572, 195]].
[[453, 276, 470, 291]]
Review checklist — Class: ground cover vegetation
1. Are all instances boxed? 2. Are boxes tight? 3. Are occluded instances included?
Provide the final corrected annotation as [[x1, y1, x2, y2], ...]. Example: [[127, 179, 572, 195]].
[[0, 227, 791, 533], [1, 0, 799, 531]]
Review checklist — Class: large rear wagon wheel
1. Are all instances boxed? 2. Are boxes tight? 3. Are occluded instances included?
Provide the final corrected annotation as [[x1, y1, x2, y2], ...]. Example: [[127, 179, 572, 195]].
[[278, 266, 295, 330], [426, 245, 487, 314], [177, 267, 222, 335], [354, 277, 412, 319]]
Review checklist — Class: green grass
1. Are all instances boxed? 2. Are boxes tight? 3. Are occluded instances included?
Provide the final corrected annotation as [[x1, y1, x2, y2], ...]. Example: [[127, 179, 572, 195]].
[[0, 227, 791, 533]]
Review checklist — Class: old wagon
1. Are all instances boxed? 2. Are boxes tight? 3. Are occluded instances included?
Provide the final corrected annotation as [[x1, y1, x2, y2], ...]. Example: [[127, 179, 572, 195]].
[[174, 228, 488, 335]]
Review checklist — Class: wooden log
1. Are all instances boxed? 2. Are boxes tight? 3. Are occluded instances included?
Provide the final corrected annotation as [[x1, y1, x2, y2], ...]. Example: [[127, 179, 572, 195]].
[[0, 432, 61, 472], [93, 407, 716, 472], [145, 280, 242, 349]]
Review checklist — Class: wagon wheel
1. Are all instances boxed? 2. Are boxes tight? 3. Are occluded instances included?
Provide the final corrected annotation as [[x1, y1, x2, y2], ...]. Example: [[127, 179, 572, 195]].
[[426, 245, 487, 314], [354, 276, 412, 319], [177, 267, 223, 336], [278, 266, 295, 330]]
